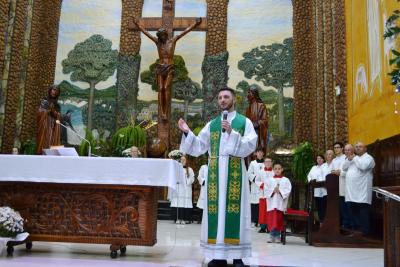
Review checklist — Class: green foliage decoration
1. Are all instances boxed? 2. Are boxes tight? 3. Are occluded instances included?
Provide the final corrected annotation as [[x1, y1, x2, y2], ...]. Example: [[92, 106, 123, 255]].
[[291, 142, 314, 182], [111, 125, 147, 156], [21, 139, 36, 155], [384, 10, 400, 89]]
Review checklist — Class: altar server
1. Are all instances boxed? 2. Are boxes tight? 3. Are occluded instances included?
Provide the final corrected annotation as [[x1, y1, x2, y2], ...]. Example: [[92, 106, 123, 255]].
[[170, 155, 195, 224], [247, 148, 265, 227], [196, 163, 208, 209], [257, 157, 274, 233], [264, 163, 292, 243]]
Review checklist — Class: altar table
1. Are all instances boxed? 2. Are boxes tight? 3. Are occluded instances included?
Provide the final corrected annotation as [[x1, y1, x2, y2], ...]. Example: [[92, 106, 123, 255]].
[[0, 155, 183, 257]]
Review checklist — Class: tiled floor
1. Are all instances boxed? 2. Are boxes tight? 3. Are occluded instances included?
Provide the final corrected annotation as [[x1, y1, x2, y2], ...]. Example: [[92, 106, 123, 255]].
[[0, 221, 383, 267]]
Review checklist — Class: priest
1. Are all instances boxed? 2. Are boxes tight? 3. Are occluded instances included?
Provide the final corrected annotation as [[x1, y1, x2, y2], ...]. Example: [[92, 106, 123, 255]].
[[178, 87, 257, 267]]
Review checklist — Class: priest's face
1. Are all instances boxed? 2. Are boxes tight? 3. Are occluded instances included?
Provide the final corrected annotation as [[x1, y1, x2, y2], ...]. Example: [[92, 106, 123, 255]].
[[218, 90, 235, 111]]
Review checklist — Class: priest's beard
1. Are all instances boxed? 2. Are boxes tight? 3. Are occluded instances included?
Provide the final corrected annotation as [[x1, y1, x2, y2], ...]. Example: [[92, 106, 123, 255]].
[[219, 101, 234, 112]]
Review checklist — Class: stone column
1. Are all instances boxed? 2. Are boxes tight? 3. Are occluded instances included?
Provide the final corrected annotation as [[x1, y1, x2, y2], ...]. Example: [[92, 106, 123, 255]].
[[333, 0, 348, 144], [293, 0, 349, 151], [202, 0, 229, 121], [20, 0, 63, 145], [116, 0, 144, 128], [293, 0, 315, 145], [1, 0, 29, 153]]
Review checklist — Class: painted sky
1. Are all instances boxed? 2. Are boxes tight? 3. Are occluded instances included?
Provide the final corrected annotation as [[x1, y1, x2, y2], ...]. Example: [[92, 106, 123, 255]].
[[55, 0, 293, 101]]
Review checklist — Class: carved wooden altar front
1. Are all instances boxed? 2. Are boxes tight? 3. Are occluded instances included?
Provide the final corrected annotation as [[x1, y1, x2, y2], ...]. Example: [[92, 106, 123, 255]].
[[0, 182, 158, 257]]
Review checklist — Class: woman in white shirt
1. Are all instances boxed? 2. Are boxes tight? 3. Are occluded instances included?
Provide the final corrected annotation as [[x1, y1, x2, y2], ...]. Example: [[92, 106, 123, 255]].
[[170, 156, 195, 224], [307, 154, 327, 224]]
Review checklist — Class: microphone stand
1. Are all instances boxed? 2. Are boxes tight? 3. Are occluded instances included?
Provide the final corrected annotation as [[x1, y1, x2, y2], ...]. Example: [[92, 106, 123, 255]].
[[56, 120, 91, 157]]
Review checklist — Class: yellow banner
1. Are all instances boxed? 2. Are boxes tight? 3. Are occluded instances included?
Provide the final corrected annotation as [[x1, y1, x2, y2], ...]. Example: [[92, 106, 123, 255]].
[[346, 0, 400, 144]]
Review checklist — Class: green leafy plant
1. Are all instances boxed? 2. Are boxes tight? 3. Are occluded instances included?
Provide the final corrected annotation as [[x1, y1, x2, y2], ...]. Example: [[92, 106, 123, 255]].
[[292, 142, 314, 182], [21, 139, 36, 155], [111, 125, 146, 156], [384, 10, 400, 89]]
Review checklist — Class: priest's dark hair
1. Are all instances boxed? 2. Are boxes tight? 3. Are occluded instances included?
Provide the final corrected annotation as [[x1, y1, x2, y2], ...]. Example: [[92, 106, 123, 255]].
[[218, 87, 236, 96]]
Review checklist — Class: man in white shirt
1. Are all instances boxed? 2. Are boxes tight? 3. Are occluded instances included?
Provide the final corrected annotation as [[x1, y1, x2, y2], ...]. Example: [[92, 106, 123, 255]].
[[342, 142, 375, 235], [247, 148, 265, 227], [331, 142, 352, 229]]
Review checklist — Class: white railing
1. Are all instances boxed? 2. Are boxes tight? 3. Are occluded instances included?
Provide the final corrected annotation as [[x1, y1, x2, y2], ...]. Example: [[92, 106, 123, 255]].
[[373, 187, 400, 202]]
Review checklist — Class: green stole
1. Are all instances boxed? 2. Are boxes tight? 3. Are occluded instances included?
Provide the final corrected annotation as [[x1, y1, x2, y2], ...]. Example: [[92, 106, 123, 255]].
[[207, 112, 246, 245]]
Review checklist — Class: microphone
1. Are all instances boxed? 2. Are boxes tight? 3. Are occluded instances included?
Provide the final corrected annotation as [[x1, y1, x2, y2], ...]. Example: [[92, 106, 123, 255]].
[[222, 110, 228, 133], [56, 120, 91, 157]]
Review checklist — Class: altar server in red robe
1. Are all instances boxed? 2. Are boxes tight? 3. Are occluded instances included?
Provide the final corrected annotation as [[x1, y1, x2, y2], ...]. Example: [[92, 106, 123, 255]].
[[264, 163, 292, 243]]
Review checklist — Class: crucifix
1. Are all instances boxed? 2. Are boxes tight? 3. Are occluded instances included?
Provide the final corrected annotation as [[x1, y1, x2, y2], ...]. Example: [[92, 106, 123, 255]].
[[129, 0, 207, 150]]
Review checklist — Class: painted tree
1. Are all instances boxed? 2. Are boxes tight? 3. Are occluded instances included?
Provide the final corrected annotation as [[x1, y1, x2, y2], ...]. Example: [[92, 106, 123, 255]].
[[238, 37, 293, 133], [173, 78, 201, 120], [62, 34, 118, 131], [141, 55, 201, 120]]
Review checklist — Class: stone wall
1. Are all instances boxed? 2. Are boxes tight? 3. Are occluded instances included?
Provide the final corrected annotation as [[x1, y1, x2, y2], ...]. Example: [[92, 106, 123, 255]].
[[293, 0, 348, 152]]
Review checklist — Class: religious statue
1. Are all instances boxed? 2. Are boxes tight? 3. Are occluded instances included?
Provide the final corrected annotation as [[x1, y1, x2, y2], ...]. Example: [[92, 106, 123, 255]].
[[36, 85, 61, 154], [132, 17, 202, 120], [245, 85, 269, 154]]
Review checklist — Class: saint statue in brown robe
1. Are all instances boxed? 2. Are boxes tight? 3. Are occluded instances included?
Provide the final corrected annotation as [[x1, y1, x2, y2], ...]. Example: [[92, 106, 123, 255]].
[[36, 85, 61, 154], [245, 85, 268, 154]]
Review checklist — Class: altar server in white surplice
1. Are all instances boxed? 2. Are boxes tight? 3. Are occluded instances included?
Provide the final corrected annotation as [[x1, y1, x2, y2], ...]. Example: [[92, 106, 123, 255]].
[[247, 147, 265, 227], [178, 87, 257, 267], [196, 164, 208, 209], [170, 155, 195, 224], [264, 163, 291, 243]]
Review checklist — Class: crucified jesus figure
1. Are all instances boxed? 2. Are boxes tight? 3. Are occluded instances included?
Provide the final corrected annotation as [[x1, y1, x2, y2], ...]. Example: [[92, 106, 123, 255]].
[[132, 17, 202, 120]]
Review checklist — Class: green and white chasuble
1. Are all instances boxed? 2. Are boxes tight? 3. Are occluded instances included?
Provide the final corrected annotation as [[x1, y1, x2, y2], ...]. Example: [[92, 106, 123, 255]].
[[180, 111, 258, 260]]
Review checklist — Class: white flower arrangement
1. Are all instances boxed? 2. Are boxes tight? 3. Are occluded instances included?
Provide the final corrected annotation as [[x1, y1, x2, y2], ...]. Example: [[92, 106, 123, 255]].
[[0, 207, 24, 238], [168, 150, 183, 161]]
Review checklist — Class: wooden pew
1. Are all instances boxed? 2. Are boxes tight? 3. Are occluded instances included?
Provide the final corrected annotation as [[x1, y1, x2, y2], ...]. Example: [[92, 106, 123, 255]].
[[310, 174, 382, 247]]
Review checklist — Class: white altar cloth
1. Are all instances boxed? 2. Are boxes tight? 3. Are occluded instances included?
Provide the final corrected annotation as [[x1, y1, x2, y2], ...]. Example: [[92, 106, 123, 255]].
[[0, 155, 182, 189]]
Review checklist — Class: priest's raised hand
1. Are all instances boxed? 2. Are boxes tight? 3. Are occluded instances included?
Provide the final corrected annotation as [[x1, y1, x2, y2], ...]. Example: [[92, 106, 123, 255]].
[[178, 118, 190, 134]]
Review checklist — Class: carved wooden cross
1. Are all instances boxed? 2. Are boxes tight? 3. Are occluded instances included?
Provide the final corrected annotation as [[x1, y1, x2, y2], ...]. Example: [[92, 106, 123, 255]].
[[128, 0, 207, 151], [129, 0, 207, 37]]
